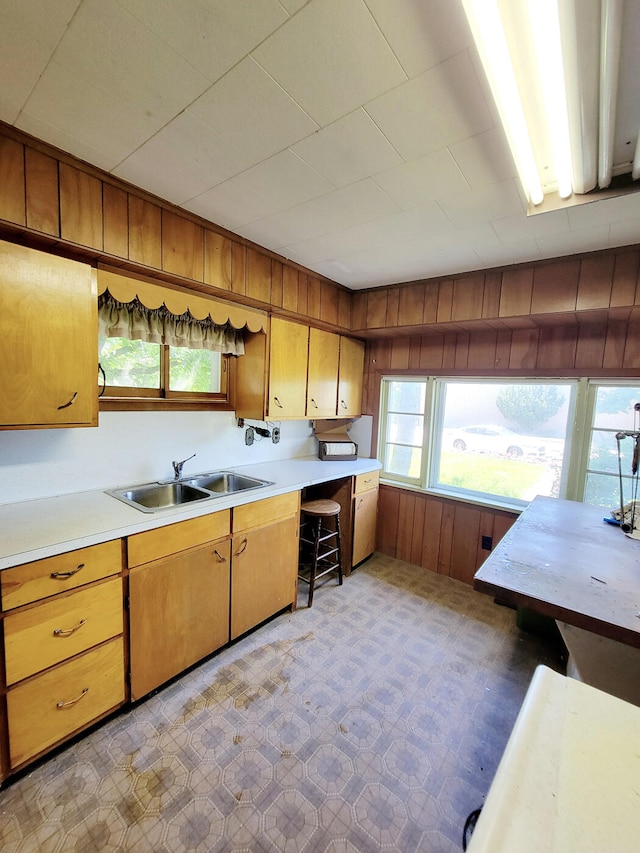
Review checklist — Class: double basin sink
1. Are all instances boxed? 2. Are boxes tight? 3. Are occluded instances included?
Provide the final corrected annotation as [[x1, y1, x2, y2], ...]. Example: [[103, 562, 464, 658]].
[[107, 471, 274, 513]]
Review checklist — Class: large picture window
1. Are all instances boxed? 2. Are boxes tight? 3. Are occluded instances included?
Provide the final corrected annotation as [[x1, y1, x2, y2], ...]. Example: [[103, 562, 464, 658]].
[[379, 377, 640, 511]]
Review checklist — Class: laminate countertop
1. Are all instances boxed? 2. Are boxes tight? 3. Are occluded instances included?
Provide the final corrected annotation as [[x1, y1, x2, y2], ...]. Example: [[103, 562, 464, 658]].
[[0, 456, 381, 571]]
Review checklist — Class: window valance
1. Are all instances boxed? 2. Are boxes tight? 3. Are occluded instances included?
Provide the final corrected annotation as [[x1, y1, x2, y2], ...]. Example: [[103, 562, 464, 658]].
[[98, 291, 245, 355], [97, 268, 268, 356], [97, 268, 268, 333]]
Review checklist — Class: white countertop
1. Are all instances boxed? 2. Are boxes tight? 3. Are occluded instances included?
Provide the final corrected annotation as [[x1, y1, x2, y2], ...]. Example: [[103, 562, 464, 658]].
[[467, 665, 640, 852], [0, 456, 381, 570]]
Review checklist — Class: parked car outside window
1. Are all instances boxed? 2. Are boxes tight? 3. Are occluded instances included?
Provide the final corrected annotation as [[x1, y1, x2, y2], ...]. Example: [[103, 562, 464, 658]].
[[443, 425, 546, 458]]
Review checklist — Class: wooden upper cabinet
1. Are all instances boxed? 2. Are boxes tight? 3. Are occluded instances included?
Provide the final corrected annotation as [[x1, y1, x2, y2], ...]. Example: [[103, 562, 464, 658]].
[[307, 328, 339, 417], [337, 336, 365, 417], [162, 211, 204, 281], [0, 240, 98, 429], [269, 317, 309, 418], [59, 164, 103, 250]]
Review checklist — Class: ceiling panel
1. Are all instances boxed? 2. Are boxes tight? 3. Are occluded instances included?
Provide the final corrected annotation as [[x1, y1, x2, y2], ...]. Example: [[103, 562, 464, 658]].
[[252, 0, 407, 126], [188, 57, 318, 163], [1, 0, 639, 290], [117, 0, 290, 83], [0, 0, 80, 123], [291, 109, 403, 188]]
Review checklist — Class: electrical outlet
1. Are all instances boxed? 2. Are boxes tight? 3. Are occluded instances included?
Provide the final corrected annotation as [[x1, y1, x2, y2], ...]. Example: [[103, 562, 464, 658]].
[[245, 426, 254, 446], [481, 535, 493, 551], [272, 427, 280, 444]]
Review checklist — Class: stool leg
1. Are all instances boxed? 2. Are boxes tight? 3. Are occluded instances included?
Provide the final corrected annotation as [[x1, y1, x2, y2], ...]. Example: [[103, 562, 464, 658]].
[[308, 515, 322, 607], [335, 512, 343, 586]]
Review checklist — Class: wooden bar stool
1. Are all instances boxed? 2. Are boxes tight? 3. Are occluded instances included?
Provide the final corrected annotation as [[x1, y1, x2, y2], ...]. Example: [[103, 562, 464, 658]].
[[298, 498, 343, 607]]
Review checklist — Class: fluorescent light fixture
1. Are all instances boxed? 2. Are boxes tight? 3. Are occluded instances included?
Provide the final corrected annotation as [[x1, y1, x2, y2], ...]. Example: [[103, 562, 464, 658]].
[[598, 0, 623, 188], [462, 0, 544, 206], [463, 0, 633, 208]]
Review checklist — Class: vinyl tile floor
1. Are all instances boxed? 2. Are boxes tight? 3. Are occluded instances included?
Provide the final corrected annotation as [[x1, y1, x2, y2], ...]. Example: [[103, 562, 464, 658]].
[[0, 553, 564, 852]]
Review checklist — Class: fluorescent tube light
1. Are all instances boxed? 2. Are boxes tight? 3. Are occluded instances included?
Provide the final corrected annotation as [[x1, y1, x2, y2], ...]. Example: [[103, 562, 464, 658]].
[[598, 0, 623, 188], [462, 0, 544, 206]]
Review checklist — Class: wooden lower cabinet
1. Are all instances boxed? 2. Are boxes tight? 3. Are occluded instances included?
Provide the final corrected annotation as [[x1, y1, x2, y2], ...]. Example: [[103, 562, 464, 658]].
[[352, 471, 379, 567], [231, 514, 299, 640], [7, 636, 125, 769], [129, 539, 231, 701]]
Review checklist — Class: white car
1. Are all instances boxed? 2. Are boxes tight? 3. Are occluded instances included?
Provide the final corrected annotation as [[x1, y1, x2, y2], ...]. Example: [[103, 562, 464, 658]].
[[445, 425, 546, 458]]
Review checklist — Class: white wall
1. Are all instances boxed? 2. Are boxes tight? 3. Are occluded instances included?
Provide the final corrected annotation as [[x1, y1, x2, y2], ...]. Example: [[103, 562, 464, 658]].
[[0, 412, 317, 505], [0, 411, 375, 506]]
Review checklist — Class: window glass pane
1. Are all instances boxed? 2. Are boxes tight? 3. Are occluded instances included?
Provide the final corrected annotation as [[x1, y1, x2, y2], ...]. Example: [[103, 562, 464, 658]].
[[435, 381, 572, 503], [583, 385, 640, 506], [169, 347, 221, 393], [388, 380, 426, 413], [381, 380, 426, 480], [99, 336, 160, 388]]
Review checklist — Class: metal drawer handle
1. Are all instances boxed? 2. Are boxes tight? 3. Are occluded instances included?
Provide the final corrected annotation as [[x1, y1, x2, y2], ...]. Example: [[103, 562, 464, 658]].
[[273, 396, 284, 409], [310, 398, 318, 408], [234, 538, 248, 557], [340, 400, 348, 409], [57, 391, 78, 410], [50, 563, 85, 579], [214, 549, 227, 562], [53, 618, 87, 637], [57, 687, 89, 709]]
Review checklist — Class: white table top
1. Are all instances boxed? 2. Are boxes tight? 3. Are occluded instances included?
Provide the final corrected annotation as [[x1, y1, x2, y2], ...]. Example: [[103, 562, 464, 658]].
[[467, 665, 640, 852], [0, 456, 381, 570]]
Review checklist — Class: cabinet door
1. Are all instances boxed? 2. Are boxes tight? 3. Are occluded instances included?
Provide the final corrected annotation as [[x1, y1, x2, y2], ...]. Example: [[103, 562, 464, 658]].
[[337, 337, 365, 417], [352, 488, 378, 566], [306, 328, 339, 417], [0, 239, 97, 428], [129, 540, 231, 700], [231, 514, 298, 640], [268, 317, 309, 418]]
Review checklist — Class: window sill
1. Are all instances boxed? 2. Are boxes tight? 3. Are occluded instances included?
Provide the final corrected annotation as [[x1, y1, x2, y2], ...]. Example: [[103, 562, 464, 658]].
[[379, 477, 524, 515]]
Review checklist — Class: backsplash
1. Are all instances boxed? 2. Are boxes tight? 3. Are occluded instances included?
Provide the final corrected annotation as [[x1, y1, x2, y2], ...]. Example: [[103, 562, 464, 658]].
[[0, 412, 373, 505]]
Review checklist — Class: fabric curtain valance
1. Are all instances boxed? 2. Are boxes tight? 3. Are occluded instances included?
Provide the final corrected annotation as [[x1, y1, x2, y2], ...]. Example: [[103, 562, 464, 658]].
[[98, 291, 245, 355], [97, 268, 268, 333]]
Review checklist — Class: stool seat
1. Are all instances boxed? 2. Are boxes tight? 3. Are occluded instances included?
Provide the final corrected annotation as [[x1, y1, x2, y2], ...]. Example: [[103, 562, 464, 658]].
[[298, 499, 343, 607], [301, 499, 341, 517]]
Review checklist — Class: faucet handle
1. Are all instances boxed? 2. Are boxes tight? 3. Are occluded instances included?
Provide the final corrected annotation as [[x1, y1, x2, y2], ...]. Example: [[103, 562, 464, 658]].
[[172, 452, 196, 479]]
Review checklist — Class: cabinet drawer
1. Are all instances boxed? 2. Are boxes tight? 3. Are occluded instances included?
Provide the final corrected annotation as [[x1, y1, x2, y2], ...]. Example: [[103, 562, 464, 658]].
[[4, 577, 123, 685], [354, 470, 379, 494], [233, 491, 300, 533], [1, 540, 122, 610], [127, 510, 230, 568], [7, 637, 125, 768]]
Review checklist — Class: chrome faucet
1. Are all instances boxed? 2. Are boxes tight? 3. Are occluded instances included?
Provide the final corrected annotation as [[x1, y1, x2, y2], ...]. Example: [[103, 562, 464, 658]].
[[172, 453, 196, 480]]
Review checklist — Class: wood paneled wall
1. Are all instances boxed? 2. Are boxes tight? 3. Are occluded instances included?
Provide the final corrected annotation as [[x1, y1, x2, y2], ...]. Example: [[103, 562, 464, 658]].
[[377, 484, 516, 586], [366, 320, 640, 585], [352, 252, 640, 335], [0, 126, 351, 331]]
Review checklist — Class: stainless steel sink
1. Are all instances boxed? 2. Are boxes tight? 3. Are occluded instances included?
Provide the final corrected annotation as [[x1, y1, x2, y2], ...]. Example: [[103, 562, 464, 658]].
[[182, 472, 271, 493], [108, 482, 211, 512], [107, 470, 273, 512]]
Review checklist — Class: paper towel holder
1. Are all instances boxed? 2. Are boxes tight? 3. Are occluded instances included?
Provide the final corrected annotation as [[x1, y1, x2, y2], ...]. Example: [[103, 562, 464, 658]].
[[313, 419, 358, 461]]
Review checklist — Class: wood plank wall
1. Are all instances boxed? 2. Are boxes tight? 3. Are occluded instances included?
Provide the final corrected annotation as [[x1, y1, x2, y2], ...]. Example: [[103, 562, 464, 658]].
[[0, 126, 351, 331], [364, 320, 640, 586], [352, 253, 640, 334], [377, 484, 516, 586]]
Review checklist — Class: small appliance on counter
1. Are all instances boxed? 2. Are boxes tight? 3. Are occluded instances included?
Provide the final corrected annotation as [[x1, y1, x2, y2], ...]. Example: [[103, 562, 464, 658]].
[[313, 419, 358, 461]]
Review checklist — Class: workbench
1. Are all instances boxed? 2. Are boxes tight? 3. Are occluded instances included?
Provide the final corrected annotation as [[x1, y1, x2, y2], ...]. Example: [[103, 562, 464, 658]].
[[474, 495, 640, 704]]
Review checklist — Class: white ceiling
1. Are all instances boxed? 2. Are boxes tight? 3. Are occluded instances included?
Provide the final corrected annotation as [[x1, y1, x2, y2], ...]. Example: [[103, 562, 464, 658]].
[[2, 0, 640, 289]]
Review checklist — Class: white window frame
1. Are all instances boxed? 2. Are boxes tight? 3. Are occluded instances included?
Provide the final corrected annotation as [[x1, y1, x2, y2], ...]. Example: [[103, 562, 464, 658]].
[[378, 375, 640, 512]]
